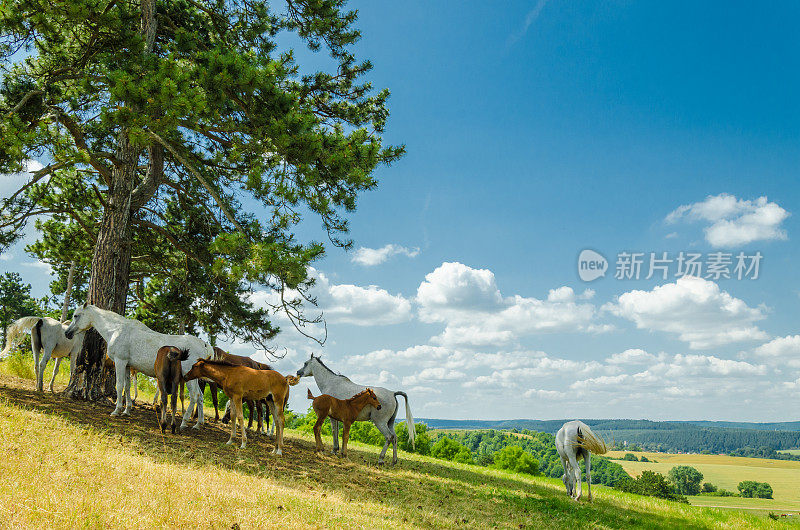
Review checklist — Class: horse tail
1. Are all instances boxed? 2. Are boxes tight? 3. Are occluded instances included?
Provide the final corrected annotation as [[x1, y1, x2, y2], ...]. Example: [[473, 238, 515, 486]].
[[167, 347, 190, 362], [285, 374, 299, 386], [394, 391, 415, 450], [1, 316, 41, 358], [576, 423, 608, 455]]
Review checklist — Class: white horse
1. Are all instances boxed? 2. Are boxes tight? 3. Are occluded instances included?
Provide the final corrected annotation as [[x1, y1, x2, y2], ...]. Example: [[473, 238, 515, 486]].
[[296, 354, 415, 465], [555, 420, 608, 501], [65, 303, 213, 428], [1, 316, 85, 392]]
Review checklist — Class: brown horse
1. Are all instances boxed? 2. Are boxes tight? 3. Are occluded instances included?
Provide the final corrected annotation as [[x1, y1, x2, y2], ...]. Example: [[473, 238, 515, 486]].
[[213, 347, 274, 432], [308, 388, 382, 458], [153, 346, 188, 433], [184, 359, 290, 453]]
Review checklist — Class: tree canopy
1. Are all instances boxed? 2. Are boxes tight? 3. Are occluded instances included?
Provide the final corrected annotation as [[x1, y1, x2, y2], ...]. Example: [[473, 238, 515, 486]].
[[0, 0, 404, 396]]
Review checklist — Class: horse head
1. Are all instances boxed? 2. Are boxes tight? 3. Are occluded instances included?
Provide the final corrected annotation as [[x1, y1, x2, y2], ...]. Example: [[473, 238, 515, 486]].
[[296, 354, 318, 377], [64, 302, 92, 339]]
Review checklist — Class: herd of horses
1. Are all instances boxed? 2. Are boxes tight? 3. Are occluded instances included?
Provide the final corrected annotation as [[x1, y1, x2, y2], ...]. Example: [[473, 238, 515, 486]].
[[1, 302, 607, 500]]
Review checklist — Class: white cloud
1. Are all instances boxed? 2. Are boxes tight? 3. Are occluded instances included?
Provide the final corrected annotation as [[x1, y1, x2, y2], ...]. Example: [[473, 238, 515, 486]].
[[417, 262, 602, 347], [402, 367, 466, 386], [605, 348, 660, 365], [666, 193, 789, 247], [604, 276, 768, 349], [523, 388, 562, 400], [351, 244, 419, 266], [250, 268, 411, 327], [753, 335, 800, 358], [0, 159, 44, 199]]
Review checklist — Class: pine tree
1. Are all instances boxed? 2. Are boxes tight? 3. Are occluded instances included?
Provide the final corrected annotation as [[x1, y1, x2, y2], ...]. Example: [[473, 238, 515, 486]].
[[1, 0, 403, 399]]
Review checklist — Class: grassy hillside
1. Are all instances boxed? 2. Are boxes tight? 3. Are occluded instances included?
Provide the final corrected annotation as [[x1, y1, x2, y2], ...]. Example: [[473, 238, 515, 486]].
[[0, 375, 793, 529], [608, 450, 800, 515]]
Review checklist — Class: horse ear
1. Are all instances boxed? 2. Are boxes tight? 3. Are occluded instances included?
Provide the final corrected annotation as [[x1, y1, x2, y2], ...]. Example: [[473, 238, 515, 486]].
[[82, 301, 88, 308]]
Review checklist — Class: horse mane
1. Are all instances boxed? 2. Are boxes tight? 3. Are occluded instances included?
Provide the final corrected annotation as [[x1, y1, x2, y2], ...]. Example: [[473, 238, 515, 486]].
[[314, 356, 350, 380], [349, 388, 374, 400], [198, 358, 239, 368]]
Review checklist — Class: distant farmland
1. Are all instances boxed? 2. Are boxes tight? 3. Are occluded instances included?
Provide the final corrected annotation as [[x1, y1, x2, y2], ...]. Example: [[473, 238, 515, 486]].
[[608, 450, 800, 514]]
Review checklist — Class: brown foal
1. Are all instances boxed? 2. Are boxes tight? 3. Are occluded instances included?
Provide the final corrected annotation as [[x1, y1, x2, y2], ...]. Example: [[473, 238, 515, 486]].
[[307, 388, 382, 457], [184, 359, 290, 453], [153, 345, 188, 433]]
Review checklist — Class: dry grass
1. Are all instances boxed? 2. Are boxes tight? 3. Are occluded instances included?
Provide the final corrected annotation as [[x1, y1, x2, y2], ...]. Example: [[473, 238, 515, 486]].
[[0, 375, 790, 529]]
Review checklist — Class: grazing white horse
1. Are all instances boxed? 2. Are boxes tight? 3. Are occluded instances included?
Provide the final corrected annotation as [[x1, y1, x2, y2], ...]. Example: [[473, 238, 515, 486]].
[[1, 316, 85, 392], [555, 420, 608, 501], [64, 303, 213, 427], [296, 354, 415, 465]]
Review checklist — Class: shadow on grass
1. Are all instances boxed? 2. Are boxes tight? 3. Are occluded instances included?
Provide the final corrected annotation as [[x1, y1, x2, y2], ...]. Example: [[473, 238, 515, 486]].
[[0, 375, 722, 529]]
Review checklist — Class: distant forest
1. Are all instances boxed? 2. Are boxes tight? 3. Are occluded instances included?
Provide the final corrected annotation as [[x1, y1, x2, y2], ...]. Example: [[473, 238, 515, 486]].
[[420, 419, 800, 455]]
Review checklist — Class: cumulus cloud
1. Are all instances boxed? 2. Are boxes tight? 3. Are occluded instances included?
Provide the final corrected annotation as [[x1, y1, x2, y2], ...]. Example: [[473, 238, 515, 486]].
[[605, 348, 660, 365], [604, 276, 768, 349], [351, 244, 419, 266], [753, 335, 800, 358], [250, 267, 411, 327], [666, 193, 789, 247], [417, 262, 601, 347]]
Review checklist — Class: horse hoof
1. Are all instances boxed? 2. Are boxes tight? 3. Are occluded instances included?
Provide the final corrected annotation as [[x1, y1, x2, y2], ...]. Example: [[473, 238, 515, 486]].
[[240, 443, 247, 449], [110, 410, 120, 417], [192, 424, 201, 430], [377, 460, 385, 466], [272, 448, 282, 456], [121, 410, 131, 416], [171, 425, 176, 434], [226, 439, 234, 445]]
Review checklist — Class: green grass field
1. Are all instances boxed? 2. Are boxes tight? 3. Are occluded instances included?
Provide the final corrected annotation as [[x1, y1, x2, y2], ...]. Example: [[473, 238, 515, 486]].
[[778, 449, 800, 456], [608, 450, 800, 515], [0, 372, 794, 528]]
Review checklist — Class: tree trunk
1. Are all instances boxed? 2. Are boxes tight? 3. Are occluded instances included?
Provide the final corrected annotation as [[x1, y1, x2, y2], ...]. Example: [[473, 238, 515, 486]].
[[67, 0, 158, 401], [68, 135, 139, 401]]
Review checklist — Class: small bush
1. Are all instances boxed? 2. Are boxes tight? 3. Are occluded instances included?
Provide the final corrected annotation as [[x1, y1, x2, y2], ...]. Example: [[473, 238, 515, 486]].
[[738, 481, 773, 499], [701, 482, 717, 493], [4, 350, 35, 380], [623, 453, 639, 461], [492, 446, 539, 475]]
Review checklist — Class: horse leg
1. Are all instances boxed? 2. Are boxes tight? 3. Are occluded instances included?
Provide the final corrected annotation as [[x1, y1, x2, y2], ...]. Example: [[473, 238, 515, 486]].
[[271, 399, 284, 456], [376, 421, 394, 465], [179, 379, 199, 430], [170, 389, 179, 434], [225, 398, 239, 445], [585, 452, 592, 502], [36, 346, 52, 393], [330, 418, 340, 454], [245, 400, 254, 430], [131, 369, 138, 404], [388, 416, 399, 465], [256, 400, 265, 434], [341, 422, 351, 458], [237, 398, 247, 449], [159, 385, 169, 433], [210, 382, 219, 422], [110, 359, 128, 416], [313, 413, 325, 452], [180, 382, 185, 415], [122, 364, 133, 415], [265, 400, 273, 437], [222, 400, 231, 424], [48, 357, 62, 392], [31, 329, 42, 391], [568, 452, 582, 500], [227, 397, 240, 445]]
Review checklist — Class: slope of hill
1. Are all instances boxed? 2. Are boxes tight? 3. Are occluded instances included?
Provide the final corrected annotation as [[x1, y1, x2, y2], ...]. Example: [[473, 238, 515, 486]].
[[0, 375, 785, 529]]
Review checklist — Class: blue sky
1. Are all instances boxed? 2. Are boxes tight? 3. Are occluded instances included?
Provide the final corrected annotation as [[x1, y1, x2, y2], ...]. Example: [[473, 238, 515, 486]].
[[3, 1, 800, 421]]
